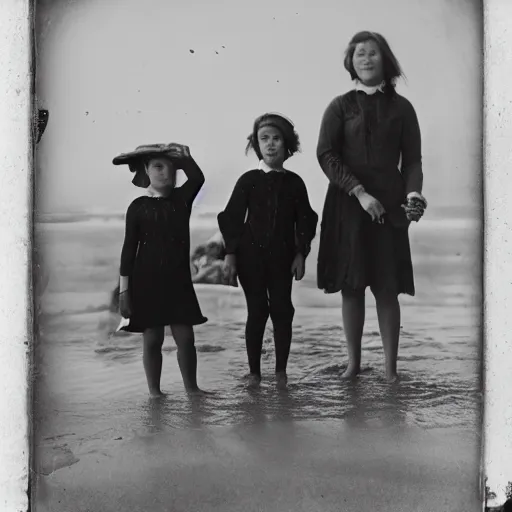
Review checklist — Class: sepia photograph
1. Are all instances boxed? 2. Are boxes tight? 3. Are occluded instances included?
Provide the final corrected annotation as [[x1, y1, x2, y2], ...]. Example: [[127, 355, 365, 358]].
[[30, 0, 485, 510]]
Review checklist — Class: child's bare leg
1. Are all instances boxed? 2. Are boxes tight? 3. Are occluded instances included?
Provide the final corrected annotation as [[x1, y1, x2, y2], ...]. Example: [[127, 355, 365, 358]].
[[170, 324, 200, 392], [374, 290, 401, 382], [269, 275, 294, 388], [341, 291, 365, 378], [143, 327, 165, 396], [242, 292, 269, 386]]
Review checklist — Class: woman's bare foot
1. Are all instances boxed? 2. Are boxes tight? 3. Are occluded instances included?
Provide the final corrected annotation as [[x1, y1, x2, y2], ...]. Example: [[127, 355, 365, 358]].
[[275, 371, 288, 390], [341, 364, 361, 379], [246, 373, 261, 388]]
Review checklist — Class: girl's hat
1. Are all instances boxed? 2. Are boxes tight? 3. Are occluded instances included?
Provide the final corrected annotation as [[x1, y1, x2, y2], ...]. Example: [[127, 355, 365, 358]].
[[255, 112, 295, 138], [112, 143, 179, 188], [258, 111, 295, 128]]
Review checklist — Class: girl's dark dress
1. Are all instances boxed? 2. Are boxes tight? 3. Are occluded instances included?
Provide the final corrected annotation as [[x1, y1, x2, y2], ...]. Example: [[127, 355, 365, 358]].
[[317, 89, 423, 296], [218, 167, 318, 375], [120, 159, 208, 332]]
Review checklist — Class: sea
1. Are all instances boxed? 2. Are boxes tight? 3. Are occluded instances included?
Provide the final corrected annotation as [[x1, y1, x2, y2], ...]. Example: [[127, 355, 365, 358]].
[[33, 206, 482, 447]]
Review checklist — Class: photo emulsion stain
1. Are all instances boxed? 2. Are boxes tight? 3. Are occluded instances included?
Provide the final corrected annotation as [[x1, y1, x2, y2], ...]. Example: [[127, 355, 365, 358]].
[[32, 0, 484, 510]]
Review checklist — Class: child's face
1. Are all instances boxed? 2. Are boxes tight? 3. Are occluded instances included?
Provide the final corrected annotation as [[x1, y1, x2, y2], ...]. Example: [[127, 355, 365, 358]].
[[145, 157, 176, 189], [257, 126, 286, 169]]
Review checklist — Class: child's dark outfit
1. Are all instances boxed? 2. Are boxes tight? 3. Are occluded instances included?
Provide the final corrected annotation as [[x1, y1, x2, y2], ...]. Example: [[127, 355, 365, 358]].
[[120, 158, 208, 332], [218, 161, 318, 376], [317, 89, 423, 296]]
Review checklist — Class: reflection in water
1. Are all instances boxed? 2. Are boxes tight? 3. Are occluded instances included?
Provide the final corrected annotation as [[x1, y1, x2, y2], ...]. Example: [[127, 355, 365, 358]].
[[134, 376, 421, 436]]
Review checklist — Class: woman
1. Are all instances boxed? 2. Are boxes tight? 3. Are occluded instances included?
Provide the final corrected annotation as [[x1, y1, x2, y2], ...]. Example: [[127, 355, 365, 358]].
[[316, 31, 427, 382]]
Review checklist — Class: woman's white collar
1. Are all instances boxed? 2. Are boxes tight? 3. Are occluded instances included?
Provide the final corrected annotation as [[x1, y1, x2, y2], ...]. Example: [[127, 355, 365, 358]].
[[354, 80, 385, 95]]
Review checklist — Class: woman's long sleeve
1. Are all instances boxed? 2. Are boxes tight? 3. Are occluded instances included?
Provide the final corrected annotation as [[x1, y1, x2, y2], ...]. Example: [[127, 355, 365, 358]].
[[294, 178, 318, 258], [120, 202, 140, 277], [400, 100, 423, 196], [178, 157, 206, 210], [217, 174, 249, 255], [317, 98, 361, 194]]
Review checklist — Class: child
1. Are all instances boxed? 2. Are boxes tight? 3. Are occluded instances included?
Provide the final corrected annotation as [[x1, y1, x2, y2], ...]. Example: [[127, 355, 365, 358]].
[[218, 113, 318, 388], [113, 142, 208, 397]]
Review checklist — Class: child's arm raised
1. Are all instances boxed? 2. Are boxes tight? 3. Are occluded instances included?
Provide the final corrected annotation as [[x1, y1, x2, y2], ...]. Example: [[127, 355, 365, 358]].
[[170, 144, 205, 211]]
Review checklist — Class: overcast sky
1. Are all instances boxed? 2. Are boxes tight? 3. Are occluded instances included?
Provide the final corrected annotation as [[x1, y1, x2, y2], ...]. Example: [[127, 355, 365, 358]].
[[35, 0, 481, 214]]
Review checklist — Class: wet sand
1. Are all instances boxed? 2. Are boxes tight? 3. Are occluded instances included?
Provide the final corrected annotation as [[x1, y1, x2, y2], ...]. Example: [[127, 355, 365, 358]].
[[34, 416, 481, 512]]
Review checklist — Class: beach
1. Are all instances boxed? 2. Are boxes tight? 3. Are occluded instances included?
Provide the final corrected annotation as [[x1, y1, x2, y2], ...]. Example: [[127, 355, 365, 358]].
[[32, 213, 483, 511]]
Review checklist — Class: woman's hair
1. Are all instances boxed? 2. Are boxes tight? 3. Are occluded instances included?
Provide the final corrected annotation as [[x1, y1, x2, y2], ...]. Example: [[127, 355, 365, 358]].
[[343, 31, 404, 91], [245, 113, 301, 161]]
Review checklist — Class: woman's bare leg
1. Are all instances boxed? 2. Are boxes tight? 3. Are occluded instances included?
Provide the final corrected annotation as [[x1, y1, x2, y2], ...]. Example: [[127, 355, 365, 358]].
[[170, 324, 200, 392], [374, 290, 401, 382], [143, 327, 165, 396], [341, 292, 365, 378]]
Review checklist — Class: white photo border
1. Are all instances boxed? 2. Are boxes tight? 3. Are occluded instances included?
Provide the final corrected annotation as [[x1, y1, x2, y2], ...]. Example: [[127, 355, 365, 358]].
[[0, 0, 32, 510], [0, 0, 511, 509]]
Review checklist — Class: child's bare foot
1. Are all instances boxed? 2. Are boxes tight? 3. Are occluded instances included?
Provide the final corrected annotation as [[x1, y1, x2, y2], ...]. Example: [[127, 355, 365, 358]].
[[275, 371, 288, 390], [149, 389, 166, 399], [186, 387, 214, 396], [246, 373, 261, 388], [385, 371, 400, 383], [341, 364, 361, 379]]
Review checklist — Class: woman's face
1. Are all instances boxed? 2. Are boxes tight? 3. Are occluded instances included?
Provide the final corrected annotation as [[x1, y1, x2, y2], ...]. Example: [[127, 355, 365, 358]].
[[145, 157, 176, 189], [352, 39, 384, 86], [257, 125, 286, 168]]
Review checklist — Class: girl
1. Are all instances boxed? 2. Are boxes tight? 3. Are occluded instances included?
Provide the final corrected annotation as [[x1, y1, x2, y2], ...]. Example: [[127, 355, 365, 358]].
[[113, 142, 208, 397], [218, 113, 318, 388], [316, 31, 427, 382]]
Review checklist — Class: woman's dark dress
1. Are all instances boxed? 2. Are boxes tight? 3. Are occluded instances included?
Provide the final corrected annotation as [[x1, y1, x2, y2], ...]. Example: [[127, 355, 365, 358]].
[[317, 89, 423, 296], [120, 159, 207, 332]]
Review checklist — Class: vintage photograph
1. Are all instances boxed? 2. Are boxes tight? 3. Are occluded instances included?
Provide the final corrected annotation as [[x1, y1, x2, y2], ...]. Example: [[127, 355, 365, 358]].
[[32, 0, 483, 510]]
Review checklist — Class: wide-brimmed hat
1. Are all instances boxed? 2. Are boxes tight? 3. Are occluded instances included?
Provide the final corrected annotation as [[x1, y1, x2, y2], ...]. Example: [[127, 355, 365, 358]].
[[112, 143, 180, 188]]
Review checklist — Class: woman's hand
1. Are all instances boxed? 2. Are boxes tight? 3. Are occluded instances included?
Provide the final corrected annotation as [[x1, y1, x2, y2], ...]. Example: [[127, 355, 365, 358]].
[[223, 254, 237, 282], [119, 290, 132, 318], [356, 191, 386, 223], [403, 196, 427, 222], [291, 253, 305, 281]]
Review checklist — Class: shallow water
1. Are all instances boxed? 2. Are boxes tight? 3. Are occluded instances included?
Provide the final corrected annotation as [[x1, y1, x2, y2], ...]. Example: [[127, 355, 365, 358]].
[[34, 214, 482, 446]]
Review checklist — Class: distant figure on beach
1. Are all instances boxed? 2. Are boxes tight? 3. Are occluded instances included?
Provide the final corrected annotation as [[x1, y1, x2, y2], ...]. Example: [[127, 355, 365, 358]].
[[316, 31, 427, 382], [190, 231, 237, 287], [113, 143, 208, 397], [218, 113, 318, 389]]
